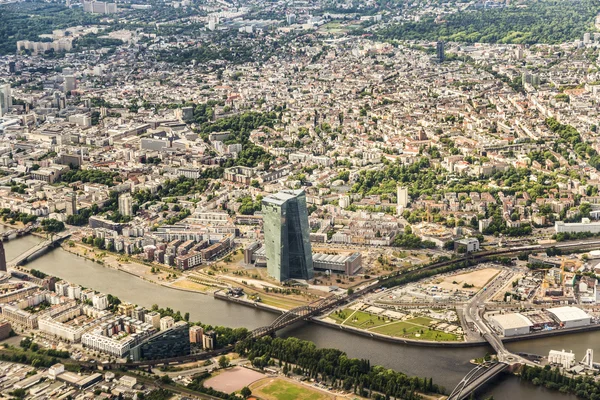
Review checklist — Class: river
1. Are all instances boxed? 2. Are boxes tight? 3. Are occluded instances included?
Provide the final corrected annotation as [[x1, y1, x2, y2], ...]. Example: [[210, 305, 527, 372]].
[[4, 232, 579, 399]]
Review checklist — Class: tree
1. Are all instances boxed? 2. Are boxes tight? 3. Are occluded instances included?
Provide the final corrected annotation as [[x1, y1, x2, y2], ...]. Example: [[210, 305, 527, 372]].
[[10, 389, 27, 399], [240, 387, 252, 398], [41, 218, 65, 233], [218, 355, 230, 369]]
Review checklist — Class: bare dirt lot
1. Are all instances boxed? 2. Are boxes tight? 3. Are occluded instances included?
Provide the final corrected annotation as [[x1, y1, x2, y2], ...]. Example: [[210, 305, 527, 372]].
[[434, 267, 500, 293], [204, 367, 265, 393]]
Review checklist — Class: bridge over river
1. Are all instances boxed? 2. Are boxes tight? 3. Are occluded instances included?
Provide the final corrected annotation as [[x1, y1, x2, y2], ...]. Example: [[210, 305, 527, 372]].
[[8, 231, 71, 267]]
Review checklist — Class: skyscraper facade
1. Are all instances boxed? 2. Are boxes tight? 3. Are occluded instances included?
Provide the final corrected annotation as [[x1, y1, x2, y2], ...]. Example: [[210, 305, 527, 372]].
[[0, 241, 6, 272], [436, 41, 445, 63], [118, 193, 133, 216], [262, 189, 313, 282], [397, 185, 408, 213], [66, 193, 77, 216], [0, 84, 12, 117]]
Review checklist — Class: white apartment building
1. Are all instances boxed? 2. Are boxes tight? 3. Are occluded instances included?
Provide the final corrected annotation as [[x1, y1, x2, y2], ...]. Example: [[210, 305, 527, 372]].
[[145, 311, 161, 330], [93, 294, 109, 310], [160, 316, 174, 331], [81, 317, 154, 357], [38, 304, 109, 342]]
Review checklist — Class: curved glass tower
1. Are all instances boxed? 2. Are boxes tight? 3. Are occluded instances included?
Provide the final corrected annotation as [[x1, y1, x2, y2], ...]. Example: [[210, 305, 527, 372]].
[[262, 189, 314, 282]]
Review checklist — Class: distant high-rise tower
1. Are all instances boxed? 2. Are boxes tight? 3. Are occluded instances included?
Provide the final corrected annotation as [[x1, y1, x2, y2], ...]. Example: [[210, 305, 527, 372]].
[[64, 75, 76, 93], [436, 41, 445, 63], [66, 193, 77, 216], [0, 241, 6, 272], [515, 46, 523, 60], [262, 189, 314, 282], [397, 186, 408, 214], [286, 14, 296, 25], [118, 193, 133, 217], [0, 84, 12, 117], [8, 62, 16, 74], [208, 18, 217, 31]]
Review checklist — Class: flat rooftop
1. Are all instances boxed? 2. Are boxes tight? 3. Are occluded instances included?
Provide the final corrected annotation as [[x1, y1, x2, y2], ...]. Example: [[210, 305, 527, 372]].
[[262, 189, 304, 206]]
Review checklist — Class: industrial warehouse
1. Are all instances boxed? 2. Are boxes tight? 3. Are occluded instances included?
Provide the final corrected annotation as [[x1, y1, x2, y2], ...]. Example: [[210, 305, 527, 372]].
[[488, 306, 593, 337]]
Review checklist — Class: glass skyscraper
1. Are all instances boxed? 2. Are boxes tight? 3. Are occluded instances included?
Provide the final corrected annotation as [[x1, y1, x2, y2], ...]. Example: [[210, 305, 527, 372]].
[[262, 189, 314, 282]]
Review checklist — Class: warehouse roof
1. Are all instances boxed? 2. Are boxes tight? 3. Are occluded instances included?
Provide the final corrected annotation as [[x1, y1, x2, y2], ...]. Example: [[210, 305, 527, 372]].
[[547, 306, 591, 322], [490, 313, 533, 330]]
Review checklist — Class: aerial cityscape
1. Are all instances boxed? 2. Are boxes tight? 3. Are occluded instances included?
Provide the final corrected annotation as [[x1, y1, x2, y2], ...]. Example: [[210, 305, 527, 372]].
[[2, 0, 600, 398]]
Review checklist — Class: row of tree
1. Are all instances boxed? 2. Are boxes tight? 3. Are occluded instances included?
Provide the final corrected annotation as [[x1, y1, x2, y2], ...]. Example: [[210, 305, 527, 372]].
[[60, 169, 120, 186], [521, 365, 600, 399], [233, 336, 442, 399]]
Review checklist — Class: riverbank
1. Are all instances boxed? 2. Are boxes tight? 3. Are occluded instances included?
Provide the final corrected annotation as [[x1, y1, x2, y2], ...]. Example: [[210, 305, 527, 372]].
[[62, 239, 313, 309], [57, 242, 221, 295], [7, 233, 582, 399], [214, 289, 600, 350]]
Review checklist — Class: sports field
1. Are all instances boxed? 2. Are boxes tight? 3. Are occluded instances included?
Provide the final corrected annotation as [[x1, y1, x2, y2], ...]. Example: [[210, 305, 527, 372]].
[[204, 367, 264, 393], [250, 378, 333, 400]]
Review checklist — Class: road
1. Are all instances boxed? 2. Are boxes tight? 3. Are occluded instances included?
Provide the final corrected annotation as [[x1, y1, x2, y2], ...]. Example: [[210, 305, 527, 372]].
[[462, 269, 533, 364]]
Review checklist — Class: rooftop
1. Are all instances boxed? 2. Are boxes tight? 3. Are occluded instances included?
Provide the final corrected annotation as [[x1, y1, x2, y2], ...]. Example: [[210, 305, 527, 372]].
[[547, 306, 591, 322], [490, 313, 533, 329]]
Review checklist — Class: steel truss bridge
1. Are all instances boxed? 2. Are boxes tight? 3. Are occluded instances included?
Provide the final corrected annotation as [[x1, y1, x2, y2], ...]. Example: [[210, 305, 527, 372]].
[[250, 296, 342, 339]]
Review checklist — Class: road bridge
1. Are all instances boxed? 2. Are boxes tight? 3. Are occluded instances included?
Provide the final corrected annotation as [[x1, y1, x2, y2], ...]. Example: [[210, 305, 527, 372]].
[[8, 231, 71, 266], [448, 270, 536, 399], [0, 224, 34, 241], [447, 361, 508, 400]]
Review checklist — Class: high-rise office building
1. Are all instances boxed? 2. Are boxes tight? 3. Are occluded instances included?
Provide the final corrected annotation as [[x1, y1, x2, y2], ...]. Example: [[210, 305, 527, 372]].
[[118, 193, 133, 217], [208, 18, 217, 31], [436, 41, 445, 63], [8, 62, 16, 74], [64, 75, 76, 93], [262, 189, 313, 282], [0, 84, 12, 117], [83, 0, 117, 14], [66, 193, 77, 216], [0, 241, 6, 272], [397, 186, 408, 213]]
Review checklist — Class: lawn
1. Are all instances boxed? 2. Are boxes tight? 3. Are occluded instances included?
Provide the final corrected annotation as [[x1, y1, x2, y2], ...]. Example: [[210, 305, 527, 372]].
[[329, 310, 459, 341], [250, 378, 332, 400], [328, 308, 354, 324], [252, 293, 305, 310], [342, 310, 390, 329], [371, 320, 459, 342], [171, 279, 211, 292], [409, 316, 433, 326]]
